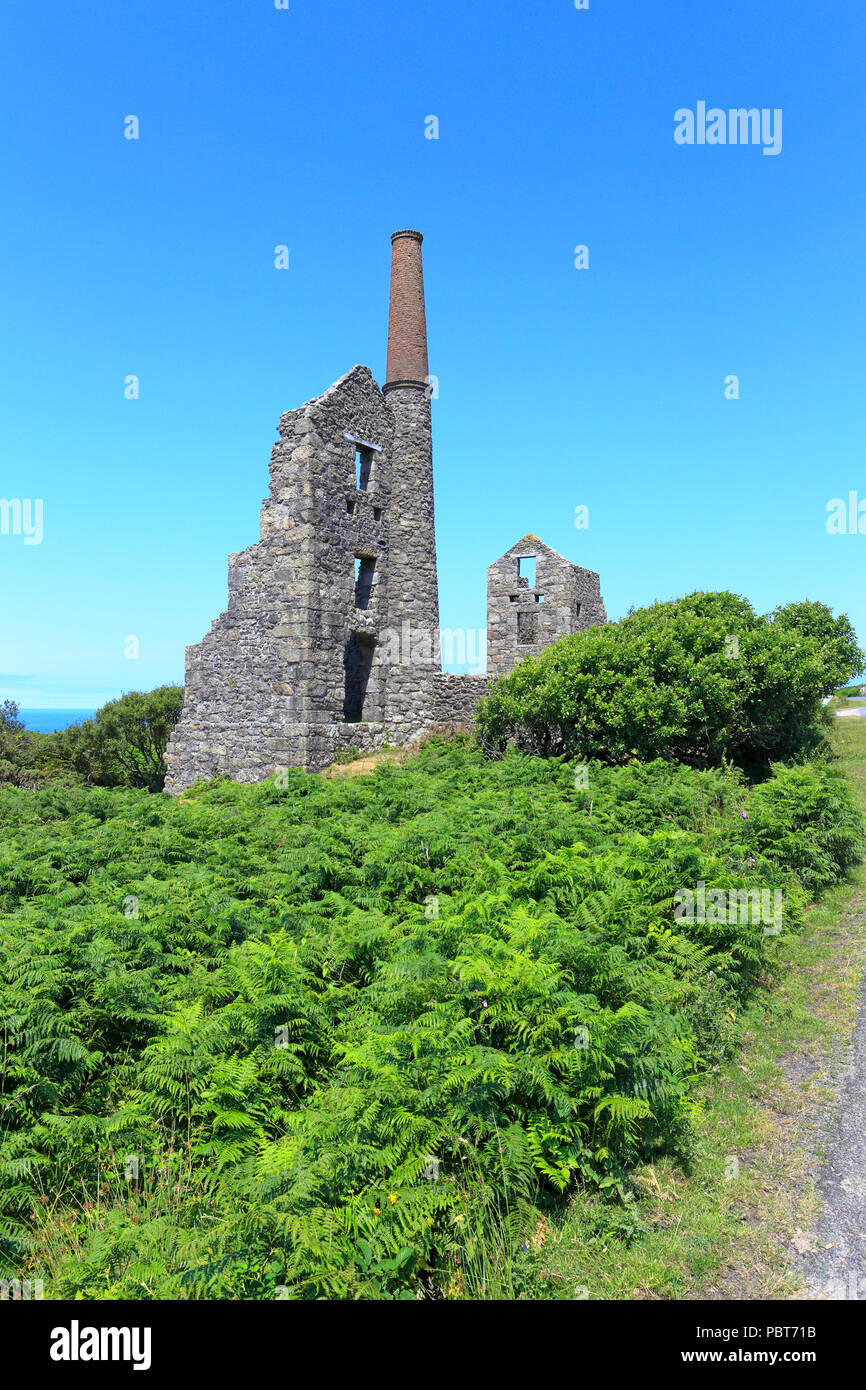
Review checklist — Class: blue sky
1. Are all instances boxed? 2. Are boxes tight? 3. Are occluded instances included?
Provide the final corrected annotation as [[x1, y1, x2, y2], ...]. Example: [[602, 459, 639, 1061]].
[[2, 0, 864, 706]]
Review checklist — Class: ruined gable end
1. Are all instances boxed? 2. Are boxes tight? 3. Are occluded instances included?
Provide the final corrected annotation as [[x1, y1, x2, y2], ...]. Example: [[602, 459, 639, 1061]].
[[486, 535, 607, 680]]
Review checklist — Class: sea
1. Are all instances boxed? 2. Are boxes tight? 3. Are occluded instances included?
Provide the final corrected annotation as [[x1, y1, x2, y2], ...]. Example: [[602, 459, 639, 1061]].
[[17, 709, 98, 734]]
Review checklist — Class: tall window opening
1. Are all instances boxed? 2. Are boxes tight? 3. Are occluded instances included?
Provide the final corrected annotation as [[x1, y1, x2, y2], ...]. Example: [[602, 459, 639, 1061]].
[[354, 556, 375, 610], [356, 446, 374, 491], [343, 634, 376, 722]]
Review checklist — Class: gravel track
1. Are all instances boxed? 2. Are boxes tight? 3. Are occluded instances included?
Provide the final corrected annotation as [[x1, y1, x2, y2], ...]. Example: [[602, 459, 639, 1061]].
[[798, 977, 866, 1299]]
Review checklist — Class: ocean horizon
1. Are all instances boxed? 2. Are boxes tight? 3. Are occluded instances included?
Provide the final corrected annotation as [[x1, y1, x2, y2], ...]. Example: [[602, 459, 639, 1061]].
[[18, 709, 97, 734]]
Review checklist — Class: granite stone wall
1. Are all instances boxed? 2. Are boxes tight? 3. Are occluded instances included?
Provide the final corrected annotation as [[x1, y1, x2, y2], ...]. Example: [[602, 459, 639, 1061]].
[[432, 673, 490, 726], [164, 362, 442, 790], [487, 534, 607, 680]]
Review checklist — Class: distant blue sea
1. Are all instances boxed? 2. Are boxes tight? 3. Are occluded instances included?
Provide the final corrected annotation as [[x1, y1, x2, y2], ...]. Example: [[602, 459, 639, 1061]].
[[18, 709, 97, 733]]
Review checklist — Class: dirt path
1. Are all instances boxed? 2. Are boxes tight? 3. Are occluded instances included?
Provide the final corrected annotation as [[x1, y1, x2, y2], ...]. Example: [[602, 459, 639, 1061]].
[[792, 961, 866, 1300]]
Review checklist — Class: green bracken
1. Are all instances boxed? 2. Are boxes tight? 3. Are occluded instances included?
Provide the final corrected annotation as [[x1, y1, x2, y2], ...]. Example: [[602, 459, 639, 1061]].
[[1, 591, 862, 1299], [0, 737, 861, 1298]]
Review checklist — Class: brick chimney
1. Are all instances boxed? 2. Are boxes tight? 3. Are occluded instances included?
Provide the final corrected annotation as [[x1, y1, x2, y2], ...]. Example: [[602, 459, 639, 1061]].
[[385, 230, 429, 390], [379, 229, 440, 715]]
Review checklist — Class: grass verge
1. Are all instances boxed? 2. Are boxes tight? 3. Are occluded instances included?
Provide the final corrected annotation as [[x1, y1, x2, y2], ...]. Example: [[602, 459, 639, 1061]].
[[541, 717, 866, 1300]]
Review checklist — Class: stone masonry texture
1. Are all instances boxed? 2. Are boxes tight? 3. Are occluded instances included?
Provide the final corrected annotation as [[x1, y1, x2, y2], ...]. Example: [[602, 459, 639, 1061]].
[[486, 534, 607, 680], [164, 237, 607, 792]]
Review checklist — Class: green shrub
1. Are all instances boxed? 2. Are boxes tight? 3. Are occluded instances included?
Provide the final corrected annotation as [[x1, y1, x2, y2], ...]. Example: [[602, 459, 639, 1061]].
[[0, 702, 40, 787], [476, 592, 863, 774], [36, 687, 183, 792]]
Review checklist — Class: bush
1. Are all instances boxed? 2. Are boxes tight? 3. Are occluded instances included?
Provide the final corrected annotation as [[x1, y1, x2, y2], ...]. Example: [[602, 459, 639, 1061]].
[[0, 701, 39, 787], [38, 687, 183, 792], [476, 592, 864, 773]]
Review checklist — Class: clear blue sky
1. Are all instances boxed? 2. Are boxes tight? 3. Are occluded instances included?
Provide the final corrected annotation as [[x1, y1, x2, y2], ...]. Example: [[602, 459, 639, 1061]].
[[2, 0, 864, 707]]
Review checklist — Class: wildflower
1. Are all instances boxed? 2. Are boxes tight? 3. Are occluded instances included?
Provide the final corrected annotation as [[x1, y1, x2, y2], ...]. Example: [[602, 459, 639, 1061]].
[[388, 1193, 397, 1205], [373, 1207, 380, 1215], [741, 810, 748, 820], [482, 999, 488, 1008]]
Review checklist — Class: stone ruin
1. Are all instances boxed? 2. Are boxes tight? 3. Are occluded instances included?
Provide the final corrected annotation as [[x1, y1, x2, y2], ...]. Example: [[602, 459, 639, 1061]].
[[164, 231, 607, 791]]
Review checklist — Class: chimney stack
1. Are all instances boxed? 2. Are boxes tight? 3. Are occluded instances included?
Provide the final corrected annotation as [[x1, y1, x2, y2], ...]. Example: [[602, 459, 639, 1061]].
[[385, 230, 429, 389]]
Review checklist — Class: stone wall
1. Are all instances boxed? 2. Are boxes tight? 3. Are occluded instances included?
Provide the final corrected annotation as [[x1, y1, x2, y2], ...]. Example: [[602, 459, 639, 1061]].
[[432, 673, 490, 727], [487, 534, 606, 680], [165, 362, 441, 790]]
